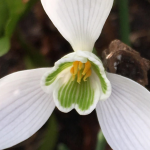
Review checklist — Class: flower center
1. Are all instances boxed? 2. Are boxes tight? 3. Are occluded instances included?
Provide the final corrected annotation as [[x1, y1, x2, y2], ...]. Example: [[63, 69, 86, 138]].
[[70, 61, 92, 84]]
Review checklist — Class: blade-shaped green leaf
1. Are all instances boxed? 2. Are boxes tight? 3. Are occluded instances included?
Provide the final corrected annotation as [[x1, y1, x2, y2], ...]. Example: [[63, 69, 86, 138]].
[[96, 130, 107, 150], [39, 115, 58, 150], [0, 0, 39, 56], [0, 36, 10, 56], [5, 0, 32, 38], [0, 0, 9, 36]]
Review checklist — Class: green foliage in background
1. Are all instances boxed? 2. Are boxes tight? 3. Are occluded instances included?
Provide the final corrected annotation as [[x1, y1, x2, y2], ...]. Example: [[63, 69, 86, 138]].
[[96, 130, 107, 150], [0, 0, 38, 56], [57, 144, 70, 150], [118, 0, 131, 45], [17, 31, 50, 69], [39, 115, 58, 150]]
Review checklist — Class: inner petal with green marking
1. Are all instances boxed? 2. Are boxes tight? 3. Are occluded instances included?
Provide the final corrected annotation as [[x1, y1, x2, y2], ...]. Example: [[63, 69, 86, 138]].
[[53, 63, 101, 115], [58, 76, 95, 112], [41, 51, 111, 115]]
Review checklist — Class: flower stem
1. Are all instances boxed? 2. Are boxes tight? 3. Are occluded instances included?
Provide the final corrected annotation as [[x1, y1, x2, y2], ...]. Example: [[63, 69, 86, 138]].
[[118, 0, 131, 46], [38, 115, 58, 150], [96, 130, 107, 150]]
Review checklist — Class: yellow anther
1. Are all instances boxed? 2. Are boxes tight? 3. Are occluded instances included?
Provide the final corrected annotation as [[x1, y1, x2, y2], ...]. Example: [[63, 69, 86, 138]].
[[79, 62, 83, 70], [83, 69, 92, 81], [70, 66, 74, 75], [82, 61, 91, 75], [73, 61, 79, 75], [77, 70, 82, 84], [70, 61, 92, 83]]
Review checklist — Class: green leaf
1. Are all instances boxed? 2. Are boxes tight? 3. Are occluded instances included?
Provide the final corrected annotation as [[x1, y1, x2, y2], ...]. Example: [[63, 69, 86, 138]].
[[96, 130, 107, 150], [24, 56, 37, 69], [5, 0, 29, 38], [24, 51, 49, 69], [0, 0, 9, 36], [5, 17, 19, 38], [17, 30, 50, 69], [0, 36, 10, 56], [4, 0, 39, 38], [5, 0, 27, 15], [0, 0, 39, 56], [39, 115, 58, 150], [118, 0, 131, 45], [57, 144, 70, 150]]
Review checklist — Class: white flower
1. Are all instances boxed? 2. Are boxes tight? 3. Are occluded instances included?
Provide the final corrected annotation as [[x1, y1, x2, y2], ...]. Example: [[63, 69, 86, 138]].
[[0, 0, 150, 150]]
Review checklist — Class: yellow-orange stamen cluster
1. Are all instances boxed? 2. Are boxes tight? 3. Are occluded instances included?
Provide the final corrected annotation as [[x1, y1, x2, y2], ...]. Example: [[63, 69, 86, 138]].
[[70, 61, 92, 84]]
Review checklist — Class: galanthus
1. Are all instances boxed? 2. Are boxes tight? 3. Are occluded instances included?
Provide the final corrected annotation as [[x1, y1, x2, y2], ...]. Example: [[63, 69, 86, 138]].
[[0, 0, 150, 150]]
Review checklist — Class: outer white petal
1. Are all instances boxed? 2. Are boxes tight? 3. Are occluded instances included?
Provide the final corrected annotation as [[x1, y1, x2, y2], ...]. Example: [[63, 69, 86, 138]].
[[0, 68, 55, 149], [96, 73, 150, 150], [41, 0, 114, 52]]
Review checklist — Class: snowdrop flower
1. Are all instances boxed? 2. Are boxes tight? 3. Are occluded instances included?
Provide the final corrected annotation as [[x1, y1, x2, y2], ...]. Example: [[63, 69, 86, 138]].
[[0, 0, 150, 149]]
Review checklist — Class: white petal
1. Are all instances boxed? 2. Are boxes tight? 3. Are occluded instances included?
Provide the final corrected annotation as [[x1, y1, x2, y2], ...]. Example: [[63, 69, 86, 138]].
[[0, 68, 55, 149], [41, 0, 113, 52], [96, 73, 150, 150]]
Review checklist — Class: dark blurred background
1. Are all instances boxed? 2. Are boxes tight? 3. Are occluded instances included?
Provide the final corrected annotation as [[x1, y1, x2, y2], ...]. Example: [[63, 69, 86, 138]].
[[0, 0, 150, 150]]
